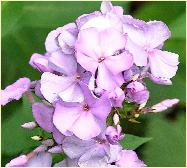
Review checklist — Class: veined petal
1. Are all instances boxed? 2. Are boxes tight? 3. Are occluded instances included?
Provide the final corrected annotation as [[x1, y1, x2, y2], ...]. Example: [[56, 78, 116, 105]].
[[58, 83, 84, 103], [48, 50, 77, 75], [125, 38, 148, 66], [53, 102, 81, 134], [71, 112, 101, 140], [104, 51, 133, 75], [1, 78, 31, 106], [40, 72, 75, 103], [32, 103, 54, 133], [147, 21, 171, 49], [149, 49, 179, 78]]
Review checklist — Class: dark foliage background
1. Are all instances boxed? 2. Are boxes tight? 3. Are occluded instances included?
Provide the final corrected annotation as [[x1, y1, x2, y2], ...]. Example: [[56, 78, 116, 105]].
[[1, 1, 186, 166]]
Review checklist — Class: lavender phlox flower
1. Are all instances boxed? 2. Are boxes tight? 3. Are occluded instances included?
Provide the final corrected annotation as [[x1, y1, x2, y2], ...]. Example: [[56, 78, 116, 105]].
[[53, 85, 111, 140], [123, 15, 179, 79], [40, 64, 91, 103], [1, 78, 31, 105], [76, 27, 133, 91]]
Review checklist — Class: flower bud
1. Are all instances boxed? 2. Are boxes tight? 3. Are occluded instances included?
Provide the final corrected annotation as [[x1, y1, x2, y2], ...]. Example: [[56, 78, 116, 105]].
[[21, 121, 37, 129], [48, 145, 63, 153], [31, 136, 42, 141], [113, 113, 119, 125], [105, 125, 124, 145], [125, 81, 149, 104], [151, 99, 179, 112]]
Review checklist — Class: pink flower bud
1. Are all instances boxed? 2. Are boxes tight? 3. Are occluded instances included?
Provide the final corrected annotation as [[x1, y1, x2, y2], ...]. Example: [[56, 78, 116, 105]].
[[21, 121, 37, 129], [48, 145, 63, 153], [105, 125, 124, 145], [151, 99, 179, 112], [113, 113, 119, 125]]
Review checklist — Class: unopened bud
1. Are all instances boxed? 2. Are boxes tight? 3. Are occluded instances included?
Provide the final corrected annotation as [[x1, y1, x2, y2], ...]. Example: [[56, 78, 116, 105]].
[[151, 99, 179, 113], [33, 145, 47, 153], [31, 136, 42, 141], [48, 145, 63, 153], [134, 114, 140, 118], [113, 113, 119, 125], [42, 139, 54, 146], [138, 102, 147, 110], [21, 121, 37, 129]]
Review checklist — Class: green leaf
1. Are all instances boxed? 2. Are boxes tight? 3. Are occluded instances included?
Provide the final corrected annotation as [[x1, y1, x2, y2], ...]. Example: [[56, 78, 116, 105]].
[[120, 134, 152, 150]]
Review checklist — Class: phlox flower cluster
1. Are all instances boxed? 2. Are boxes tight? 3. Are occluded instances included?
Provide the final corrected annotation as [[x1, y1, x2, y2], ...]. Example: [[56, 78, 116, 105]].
[[1, 1, 179, 167]]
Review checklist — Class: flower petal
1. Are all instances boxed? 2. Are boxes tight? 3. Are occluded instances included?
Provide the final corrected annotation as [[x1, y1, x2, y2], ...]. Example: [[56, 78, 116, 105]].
[[53, 102, 81, 134], [149, 49, 179, 78], [1, 78, 31, 106], [40, 72, 75, 103], [48, 50, 77, 75], [26, 152, 52, 167], [71, 112, 101, 140], [32, 103, 54, 133]]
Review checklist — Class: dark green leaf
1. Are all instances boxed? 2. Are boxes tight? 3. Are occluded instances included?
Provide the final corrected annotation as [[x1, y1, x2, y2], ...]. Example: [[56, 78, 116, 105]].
[[120, 134, 152, 150]]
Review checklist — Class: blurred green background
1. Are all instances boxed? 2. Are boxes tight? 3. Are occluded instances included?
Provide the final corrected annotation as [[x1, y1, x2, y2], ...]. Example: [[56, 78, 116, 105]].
[[1, 1, 186, 166]]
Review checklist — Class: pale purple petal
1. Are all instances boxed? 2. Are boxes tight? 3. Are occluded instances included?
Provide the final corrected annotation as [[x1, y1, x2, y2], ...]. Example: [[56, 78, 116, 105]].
[[149, 49, 179, 78], [1, 78, 31, 105], [58, 83, 84, 103], [78, 145, 108, 166], [40, 72, 75, 103], [99, 28, 126, 57], [5, 155, 28, 167], [96, 64, 123, 91], [91, 94, 112, 122], [123, 65, 140, 82], [116, 150, 146, 167], [108, 87, 125, 107], [76, 11, 102, 30], [54, 158, 79, 167], [32, 103, 54, 133], [53, 102, 81, 134], [108, 144, 123, 163], [29, 53, 52, 72], [26, 152, 52, 167], [125, 38, 148, 66], [147, 73, 172, 85], [104, 51, 133, 75], [147, 21, 171, 49], [52, 127, 65, 144], [48, 50, 77, 75], [45, 23, 78, 54], [48, 145, 63, 153], [62, 135, 95, 159], [71, 112, 101, 140]]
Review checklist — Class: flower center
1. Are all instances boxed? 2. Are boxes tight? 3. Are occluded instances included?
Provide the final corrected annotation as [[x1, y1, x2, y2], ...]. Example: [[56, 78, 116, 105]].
[[98, 57, 105, 63], [76, 75, 81, 80], [83, 104, 89, 111]]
